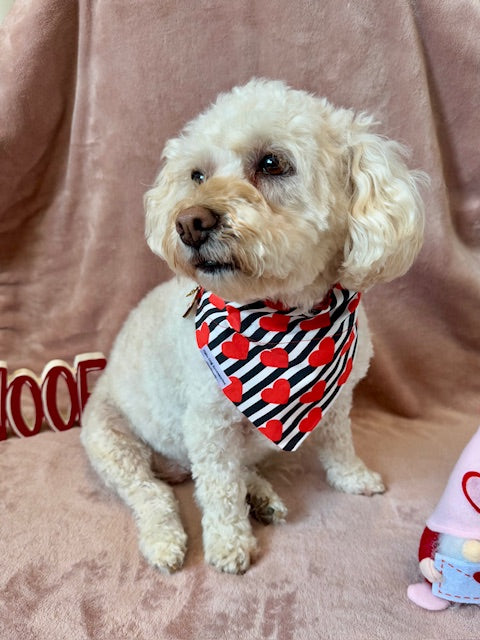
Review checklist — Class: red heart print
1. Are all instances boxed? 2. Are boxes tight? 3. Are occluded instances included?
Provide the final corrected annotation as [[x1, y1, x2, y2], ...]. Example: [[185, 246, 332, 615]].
[[222, 333, 249, 360], [223, 376, 243, 403], [300, 380, 326, 403], [260, 348, 289, 368], [313, 291, 333, 311], [258, 419, 283, 442], [299, 313, 331, 331], [348, 295, 361, 313], [299, 407, 322, 432], [474, 572, 480, 584], [261, 379, 291, 404], [338, 358, 353, 386], [462, 471, 480, 514], [259, 314, 291, 333], [265, 299, 290, 311], [340, 329, 355, 356], [226, 305, 241, 332], [196, 322, 210, 349], [308, 337, 335, 367], [209, 293, 226, 310]]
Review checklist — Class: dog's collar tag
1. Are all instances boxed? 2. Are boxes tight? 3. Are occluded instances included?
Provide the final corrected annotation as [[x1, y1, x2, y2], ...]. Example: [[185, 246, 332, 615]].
[[183, 286, 202, 318], [194, 286, 360, 451]]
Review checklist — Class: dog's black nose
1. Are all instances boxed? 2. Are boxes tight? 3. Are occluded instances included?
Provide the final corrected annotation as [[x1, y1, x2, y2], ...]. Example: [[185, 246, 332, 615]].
[[175, 206, 219, 248]]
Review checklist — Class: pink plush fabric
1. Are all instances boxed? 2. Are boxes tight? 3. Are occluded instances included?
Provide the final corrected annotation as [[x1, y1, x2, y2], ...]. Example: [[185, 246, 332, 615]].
[[1, 1, 479, 638]]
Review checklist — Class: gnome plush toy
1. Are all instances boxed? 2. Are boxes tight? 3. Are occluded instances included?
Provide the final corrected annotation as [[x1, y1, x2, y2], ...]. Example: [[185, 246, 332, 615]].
[[408, 427, 480, 610]]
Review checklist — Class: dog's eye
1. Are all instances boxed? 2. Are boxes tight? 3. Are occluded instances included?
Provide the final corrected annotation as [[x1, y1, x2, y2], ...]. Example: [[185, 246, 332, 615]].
[[257, 154, 291, 177], [191, 170, 206, 185]]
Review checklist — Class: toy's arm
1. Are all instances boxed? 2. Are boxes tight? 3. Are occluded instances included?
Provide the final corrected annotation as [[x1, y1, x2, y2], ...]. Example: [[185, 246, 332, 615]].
[[418, 526, 439, 561], [418, 526, 442, 583]]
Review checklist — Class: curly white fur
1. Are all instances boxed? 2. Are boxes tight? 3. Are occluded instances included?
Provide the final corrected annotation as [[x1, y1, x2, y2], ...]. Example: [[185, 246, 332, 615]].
[[81, 79, 425, 573]]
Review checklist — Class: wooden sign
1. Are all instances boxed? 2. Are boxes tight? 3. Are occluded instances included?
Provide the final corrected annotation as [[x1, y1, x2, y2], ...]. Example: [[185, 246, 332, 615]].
[[0, 353, 106, 440]]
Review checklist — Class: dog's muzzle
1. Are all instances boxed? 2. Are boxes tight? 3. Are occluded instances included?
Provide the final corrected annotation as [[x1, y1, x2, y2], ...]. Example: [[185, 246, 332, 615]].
[[175, 206, 219, 249]]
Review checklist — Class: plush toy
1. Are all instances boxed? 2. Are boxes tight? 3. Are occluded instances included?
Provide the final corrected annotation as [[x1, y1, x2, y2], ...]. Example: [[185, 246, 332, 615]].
[[408, 427, 480, 610]]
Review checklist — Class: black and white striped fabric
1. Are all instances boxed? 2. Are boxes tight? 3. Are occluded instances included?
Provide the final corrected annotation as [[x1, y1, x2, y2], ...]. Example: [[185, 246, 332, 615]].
[[194, 286, 360, 451]]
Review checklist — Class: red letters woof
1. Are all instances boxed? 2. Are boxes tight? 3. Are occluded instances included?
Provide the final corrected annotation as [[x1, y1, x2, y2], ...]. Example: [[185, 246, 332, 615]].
[[0, 353, 106, 440]]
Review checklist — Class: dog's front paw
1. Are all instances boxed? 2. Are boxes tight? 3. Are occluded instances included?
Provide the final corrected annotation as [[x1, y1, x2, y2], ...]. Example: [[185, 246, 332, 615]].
[[246, 470, 287, 524], [204, 525, 258, 574], [138, 518, 188, 573], [247, 492, 288, 524], [326, 460, 385, 496]]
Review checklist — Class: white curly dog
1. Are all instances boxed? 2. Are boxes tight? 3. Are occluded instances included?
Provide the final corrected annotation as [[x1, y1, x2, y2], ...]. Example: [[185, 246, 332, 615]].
[[81, 79, 425, 574]]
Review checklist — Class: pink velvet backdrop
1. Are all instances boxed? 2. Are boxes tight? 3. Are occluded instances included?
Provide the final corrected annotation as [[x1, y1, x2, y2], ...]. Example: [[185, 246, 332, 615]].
[[0, 1, 479, 639], [1, 1, 479, 416]]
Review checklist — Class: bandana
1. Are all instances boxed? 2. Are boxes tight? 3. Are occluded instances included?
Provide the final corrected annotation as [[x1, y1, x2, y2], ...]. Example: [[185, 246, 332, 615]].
[[194, 286, 360, 451]]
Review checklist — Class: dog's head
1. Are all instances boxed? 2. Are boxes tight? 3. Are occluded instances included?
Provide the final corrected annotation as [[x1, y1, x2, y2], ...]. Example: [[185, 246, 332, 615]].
[[145, 79, 425, 308]]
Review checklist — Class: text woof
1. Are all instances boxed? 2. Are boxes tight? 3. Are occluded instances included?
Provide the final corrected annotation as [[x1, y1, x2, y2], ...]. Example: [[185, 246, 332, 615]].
[[0, 353, 107, 440]]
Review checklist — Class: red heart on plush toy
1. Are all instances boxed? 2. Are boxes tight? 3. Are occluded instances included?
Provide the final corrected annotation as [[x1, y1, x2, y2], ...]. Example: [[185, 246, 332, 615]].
[[473, 572, 480, 584], [462, 471, 480, 514]]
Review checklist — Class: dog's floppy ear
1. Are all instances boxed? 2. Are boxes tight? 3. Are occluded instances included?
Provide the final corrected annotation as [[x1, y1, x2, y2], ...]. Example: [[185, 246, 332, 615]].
[[339, 115, 426, 291], [144, 161, 178, 260]]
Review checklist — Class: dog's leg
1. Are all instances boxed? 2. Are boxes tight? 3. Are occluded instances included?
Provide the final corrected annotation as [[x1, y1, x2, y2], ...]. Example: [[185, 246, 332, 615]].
[[312, 390, 385, 495], [246, 469, 287, 524], [183, 407, 257, 574], [81, 394, 187, 572]]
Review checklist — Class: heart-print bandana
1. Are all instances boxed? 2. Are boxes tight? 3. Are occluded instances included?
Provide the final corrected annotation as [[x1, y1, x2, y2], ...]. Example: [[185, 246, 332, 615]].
[[194, 285, 360, 451]]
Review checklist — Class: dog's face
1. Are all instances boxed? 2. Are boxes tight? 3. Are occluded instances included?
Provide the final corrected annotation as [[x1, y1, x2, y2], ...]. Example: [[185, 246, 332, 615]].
[[145, 79, 425, 307]]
